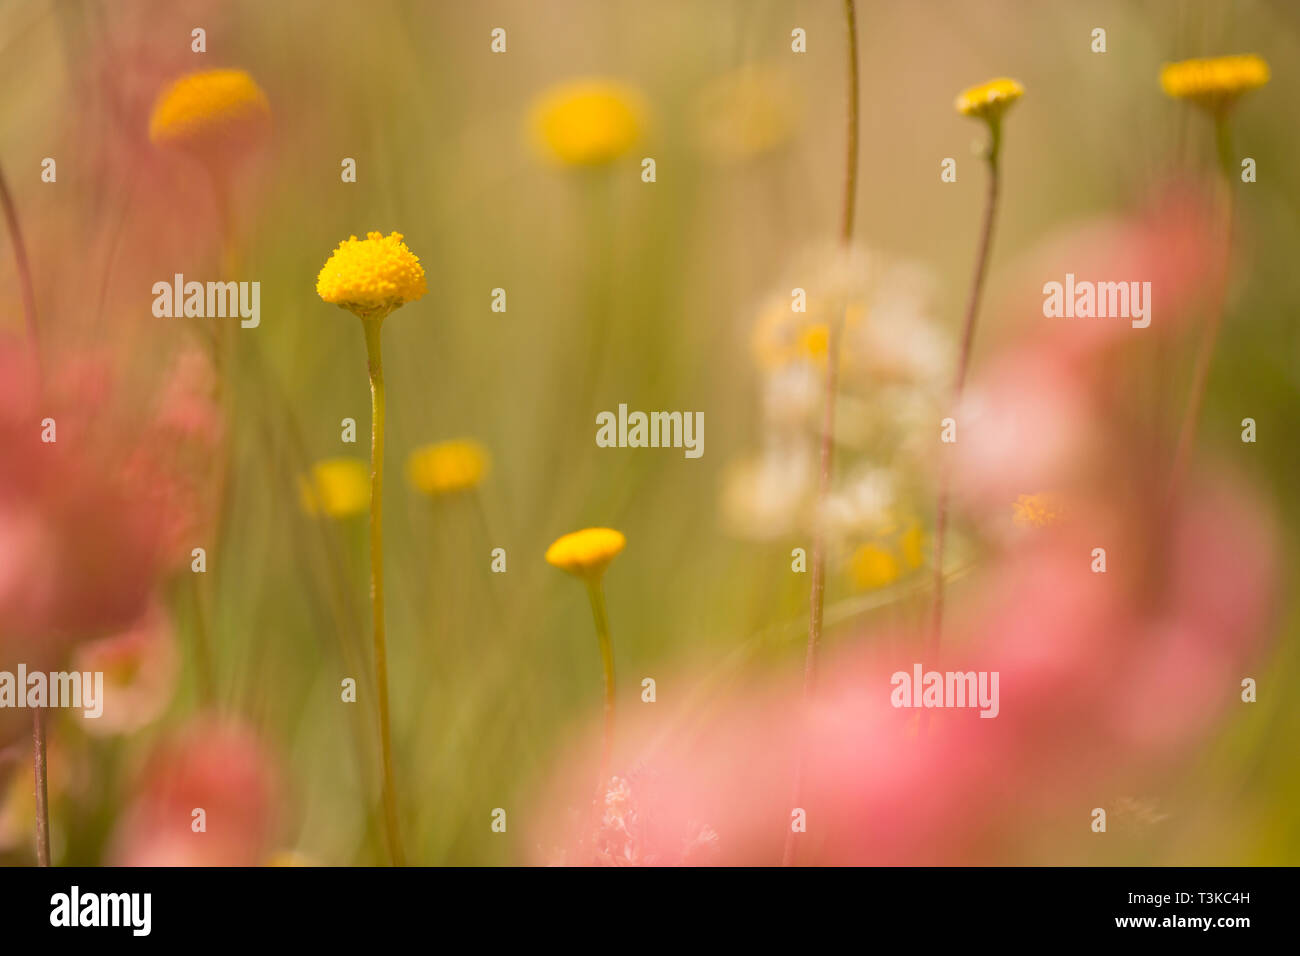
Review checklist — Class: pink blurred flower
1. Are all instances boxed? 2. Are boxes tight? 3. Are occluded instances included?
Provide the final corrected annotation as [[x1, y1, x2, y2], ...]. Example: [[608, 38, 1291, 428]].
[[110, 718, 279, 866], [73, 601, 179, 736]]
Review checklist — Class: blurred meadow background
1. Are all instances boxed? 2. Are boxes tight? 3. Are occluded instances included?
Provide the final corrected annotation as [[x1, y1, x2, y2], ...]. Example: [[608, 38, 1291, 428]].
[[0, 0, 1298, 865]]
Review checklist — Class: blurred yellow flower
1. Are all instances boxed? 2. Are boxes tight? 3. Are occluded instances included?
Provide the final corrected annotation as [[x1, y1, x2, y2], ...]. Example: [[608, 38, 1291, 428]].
[[300, 458, 370, 518], [847, 517, 925, 591], [954, 77, 1024, 122], [849, 543, 900, 590], [407, 439, 490, 496], [1012, 493, 1061, 528], [148, 68, 271, 152], [1160, 54, 1269, 113], [694, 65, 798, 163], [546, 527, 626, 579], [316, 232, 428, 320], [531, 79, 645, 166]]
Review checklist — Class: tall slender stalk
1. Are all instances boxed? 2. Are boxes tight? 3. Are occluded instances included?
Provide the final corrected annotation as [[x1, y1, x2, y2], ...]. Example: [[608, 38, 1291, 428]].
[[1170, 116, 1237, 489], [362, 317, 404, 867], [929, 118, 1004, 664], [585, 578, 617, 790], [0, 161, 39, 356], [783, 0, 858, 868], [32, 710, 50, 866]]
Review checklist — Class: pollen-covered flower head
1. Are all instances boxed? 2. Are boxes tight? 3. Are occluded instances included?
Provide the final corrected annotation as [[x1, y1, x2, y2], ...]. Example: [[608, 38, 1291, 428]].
[[299, 458, 370, 518], [1160, 55, 1269, 114], [407, 439, 490, 497], [148, 68, 271, 154], [531, 78, 646, 166], [954, 77, 1024, 122], [316, 232, 428, 320], [546, 527, 626, 579]]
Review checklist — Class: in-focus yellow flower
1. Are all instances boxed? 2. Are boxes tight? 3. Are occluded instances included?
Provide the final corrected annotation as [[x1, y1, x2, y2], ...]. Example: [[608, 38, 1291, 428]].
[[530, 79, 645, 166], [407, 439, 490, 496], [546, 527, 626, 579], [1012, 493, 1061, 529], [316, 232, 428, 320], [148, 68, 271, 152], [1160, 54, 1269, 114], [954, 77, 1024, 122], [300, 458, 370, 518]]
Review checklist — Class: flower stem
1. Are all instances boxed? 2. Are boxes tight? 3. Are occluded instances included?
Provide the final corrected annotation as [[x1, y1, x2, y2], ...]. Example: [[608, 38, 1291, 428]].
[[783, 0, 858, 868], [0, 160, 39, 360], [929, 119, 1004, 664], [32, 709, 50, 866], [362, 317, 404, 867], [1170, 118, 1237, 490], [585, 578, 617, 790]]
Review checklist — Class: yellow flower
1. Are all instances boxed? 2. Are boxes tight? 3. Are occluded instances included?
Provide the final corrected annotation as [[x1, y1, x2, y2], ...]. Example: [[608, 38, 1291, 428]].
[[1012, 493, 1061, 528], [546, 527, 626, 579], [847, 516, 925, 591], [1160, 55, 1269, 113], [954, 77, 1024, 122], [300, 458, 370, 518], [531, 79, 645, 166], [316, 232, 428, 320], [849, 543, 900, 591], [148, 69, 271, 152], [407, 439, 490, 496]]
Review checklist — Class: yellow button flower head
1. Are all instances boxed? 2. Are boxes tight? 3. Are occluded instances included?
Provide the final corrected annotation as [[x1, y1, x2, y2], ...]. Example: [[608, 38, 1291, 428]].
[[316, 232, 428, 320], [299, 458, 370, 518], [148, 68, 271, 153], [546, 527, 626, 579], [955, 77, 1025, 122], [1160, 54, 1269, 114], [407, 439, 490, 496], [531, 78, 646, 167]]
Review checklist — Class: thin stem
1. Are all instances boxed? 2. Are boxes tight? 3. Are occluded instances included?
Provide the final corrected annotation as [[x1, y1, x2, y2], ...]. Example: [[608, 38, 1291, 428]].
[[362, 317, 404, 867], [0, 160, 40, 358], [1170, 117, 1237, 490], [33, 709, 50, 866], [929, 121, 1004, 664], [783, 0, 858, 868], [585, 577, 616, 790]]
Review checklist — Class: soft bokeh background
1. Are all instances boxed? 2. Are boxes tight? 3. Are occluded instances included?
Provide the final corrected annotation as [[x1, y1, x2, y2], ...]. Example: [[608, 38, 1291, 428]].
[[0, 0, 1296, 864]]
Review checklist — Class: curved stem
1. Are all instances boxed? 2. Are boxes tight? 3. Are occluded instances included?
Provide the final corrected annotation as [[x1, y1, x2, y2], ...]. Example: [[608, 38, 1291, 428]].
[[0, 160, 39, 360], [929, 123, 1003, 665], [33, 709, 50, 866], [363, 317, 404, 867], [585, 578, 616, 791]]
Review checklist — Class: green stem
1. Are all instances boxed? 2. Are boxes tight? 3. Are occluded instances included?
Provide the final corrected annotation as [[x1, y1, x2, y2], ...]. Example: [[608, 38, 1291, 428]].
[[1170, 118, 1237, 492], [929, 120, 1004, 665], [585, 577, 616, 790], [362, 317, 404, 867]]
